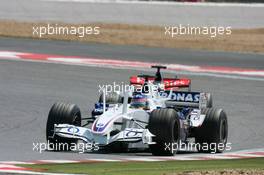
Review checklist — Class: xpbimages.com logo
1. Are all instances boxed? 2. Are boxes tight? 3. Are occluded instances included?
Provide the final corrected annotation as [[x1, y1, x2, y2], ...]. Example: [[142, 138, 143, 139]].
[[32, 24, 100, 38], [98, 81, 161, 95], [32, 141, 99, 153], [165, 24, 232, 38], [164, 141, 232, 154]]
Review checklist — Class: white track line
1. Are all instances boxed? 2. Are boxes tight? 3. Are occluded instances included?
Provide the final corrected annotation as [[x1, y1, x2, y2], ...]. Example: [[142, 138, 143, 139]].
[[41, 0, 264, 7], [1, 50, 264, 81], [122, 157, 166, 162], [0, 169, 79, 175], [37, 160, 80, 164], [0, 161, 35, 165], [1, 57, 264, 82], [85, 158, 122, 162], [0, 148, 263, 165]]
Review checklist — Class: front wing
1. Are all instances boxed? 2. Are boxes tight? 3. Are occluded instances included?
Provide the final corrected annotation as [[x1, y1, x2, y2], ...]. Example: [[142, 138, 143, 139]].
[[53, 124, 154, 146]]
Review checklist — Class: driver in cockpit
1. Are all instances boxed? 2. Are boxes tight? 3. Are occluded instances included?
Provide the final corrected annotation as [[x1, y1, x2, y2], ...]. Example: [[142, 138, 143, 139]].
[[130, 93, 150, 110]]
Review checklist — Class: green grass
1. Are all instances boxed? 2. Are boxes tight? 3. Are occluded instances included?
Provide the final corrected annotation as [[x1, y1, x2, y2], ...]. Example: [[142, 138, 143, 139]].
[[20, 158, 264, 175]]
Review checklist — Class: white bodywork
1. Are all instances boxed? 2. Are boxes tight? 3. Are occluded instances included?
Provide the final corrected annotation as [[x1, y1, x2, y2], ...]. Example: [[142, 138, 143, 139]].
[[53, 82, 209, 148]]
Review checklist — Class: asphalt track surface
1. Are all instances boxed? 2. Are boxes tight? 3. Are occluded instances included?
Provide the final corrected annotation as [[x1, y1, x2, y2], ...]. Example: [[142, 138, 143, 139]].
[[0, 37, 264, 161], [1, 0, 264, 28]]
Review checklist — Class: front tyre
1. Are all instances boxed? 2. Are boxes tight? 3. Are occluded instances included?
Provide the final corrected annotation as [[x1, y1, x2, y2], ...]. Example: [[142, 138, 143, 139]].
[[195, 108, 228, 153], [148, 108, 180, 156], [46, 102, 81, 151]]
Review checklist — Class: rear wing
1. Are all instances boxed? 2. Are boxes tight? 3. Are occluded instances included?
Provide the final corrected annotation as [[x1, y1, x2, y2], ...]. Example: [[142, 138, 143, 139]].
[[160, 91, 209, 108], [130, 76, 191, 89]]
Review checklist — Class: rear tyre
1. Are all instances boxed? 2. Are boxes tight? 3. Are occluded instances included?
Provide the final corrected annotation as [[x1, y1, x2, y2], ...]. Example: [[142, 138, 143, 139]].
[[148, 108, 180, 156], [99, 92, 123, 104], [195, 108, 228, 153], [46, 102, 81, 151]]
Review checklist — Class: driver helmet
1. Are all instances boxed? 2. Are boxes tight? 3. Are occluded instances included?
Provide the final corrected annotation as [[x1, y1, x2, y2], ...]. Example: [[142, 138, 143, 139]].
[[130, 93, 148, 109]]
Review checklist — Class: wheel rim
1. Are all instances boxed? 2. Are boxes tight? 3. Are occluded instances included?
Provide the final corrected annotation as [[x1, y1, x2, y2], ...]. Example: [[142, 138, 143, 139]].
[[173, 119, 180, 143], [72, 112, 81, 126], [173, 121, 179, 141], [220, 119, 227, 144]]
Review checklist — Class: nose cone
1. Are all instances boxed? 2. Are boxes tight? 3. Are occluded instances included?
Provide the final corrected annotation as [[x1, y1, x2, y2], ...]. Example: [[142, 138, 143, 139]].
[[92, 118, 113, 134], [91, 109, 123, 134]]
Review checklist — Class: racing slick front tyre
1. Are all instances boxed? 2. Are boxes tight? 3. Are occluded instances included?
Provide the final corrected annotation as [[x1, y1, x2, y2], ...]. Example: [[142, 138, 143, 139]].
[[99, 92, 123, 104], [148, 108, 180, 156], [46, 102, 81, 151], [195, 108, 228, 153]]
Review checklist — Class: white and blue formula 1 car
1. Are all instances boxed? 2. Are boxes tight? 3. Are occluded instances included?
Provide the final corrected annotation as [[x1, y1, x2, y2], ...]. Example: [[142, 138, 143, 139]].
[[46, 66, 228, 155]]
